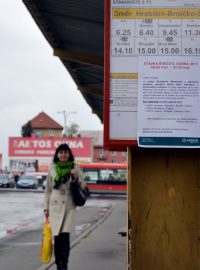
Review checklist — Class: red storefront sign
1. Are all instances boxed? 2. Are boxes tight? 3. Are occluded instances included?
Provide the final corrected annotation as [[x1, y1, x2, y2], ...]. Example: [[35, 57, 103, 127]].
[[0, 154, 2, 172], [9, 137, 92, 158]]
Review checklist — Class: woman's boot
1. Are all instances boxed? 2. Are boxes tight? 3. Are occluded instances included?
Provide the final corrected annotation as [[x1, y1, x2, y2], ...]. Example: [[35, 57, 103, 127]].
[[54, 233, 70, 270]]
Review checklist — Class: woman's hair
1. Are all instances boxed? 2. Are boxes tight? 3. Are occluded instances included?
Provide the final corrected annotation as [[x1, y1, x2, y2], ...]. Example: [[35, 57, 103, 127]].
[[53, 143, 74, 163]]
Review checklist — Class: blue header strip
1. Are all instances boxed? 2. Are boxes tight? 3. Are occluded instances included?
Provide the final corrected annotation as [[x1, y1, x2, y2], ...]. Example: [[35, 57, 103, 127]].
[[139, 137, 200, 147]]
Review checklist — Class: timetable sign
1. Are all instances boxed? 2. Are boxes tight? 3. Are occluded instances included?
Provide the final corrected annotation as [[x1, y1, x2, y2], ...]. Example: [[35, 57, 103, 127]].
[[104, 0, 200, 149]]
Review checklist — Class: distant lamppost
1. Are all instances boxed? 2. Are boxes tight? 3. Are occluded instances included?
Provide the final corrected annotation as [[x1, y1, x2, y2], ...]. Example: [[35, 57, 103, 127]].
[[57, 110, 77, 136]]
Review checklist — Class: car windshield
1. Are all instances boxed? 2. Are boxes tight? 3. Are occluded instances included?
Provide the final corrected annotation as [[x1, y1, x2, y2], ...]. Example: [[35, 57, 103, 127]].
[[0, 175, 8, 179], [20, 176, 35, 180]]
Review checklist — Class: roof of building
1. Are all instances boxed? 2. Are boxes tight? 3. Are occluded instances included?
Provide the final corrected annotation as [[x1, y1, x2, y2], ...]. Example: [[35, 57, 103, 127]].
[[23, 111, 63, 130]]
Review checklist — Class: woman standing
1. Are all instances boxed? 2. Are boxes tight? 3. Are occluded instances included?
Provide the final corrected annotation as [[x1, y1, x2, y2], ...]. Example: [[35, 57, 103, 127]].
[[44, 143, 85, 270]]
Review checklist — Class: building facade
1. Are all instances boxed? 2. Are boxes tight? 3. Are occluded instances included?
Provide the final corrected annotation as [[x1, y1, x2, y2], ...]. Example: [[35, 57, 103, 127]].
[[0, 154, 2, 173], [79, 130, 127, 163], [93, 146, 127, 163], [22, 111, 63, 138]]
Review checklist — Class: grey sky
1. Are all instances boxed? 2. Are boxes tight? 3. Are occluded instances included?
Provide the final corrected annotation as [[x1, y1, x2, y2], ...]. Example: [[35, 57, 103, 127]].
[[0, 1, 103, 167]]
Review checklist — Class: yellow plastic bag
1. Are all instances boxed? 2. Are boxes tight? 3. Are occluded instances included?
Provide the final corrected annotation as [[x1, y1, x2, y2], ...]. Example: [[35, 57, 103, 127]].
[[40, 218, 53, 263]]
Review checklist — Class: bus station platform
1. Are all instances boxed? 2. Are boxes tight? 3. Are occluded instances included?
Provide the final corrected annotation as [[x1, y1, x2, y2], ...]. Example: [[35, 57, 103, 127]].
[[41, 199, 126, 270]]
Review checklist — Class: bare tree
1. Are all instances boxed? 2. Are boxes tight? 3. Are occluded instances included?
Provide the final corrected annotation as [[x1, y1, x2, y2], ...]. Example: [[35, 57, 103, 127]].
[[67, 123, 79, 137], [21, 121, 33, 137]]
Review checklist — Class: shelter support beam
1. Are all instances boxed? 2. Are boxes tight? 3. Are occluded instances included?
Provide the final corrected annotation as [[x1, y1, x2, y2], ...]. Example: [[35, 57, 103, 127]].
[[53, 48, 103, 67], [128, 147, 200, 270], [77, 85, 103, 96]]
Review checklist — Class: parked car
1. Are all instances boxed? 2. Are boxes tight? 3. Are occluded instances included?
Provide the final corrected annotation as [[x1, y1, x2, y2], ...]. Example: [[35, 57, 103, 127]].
[[16, 175, 38, 189], [42, 179, 47, 190], [0, 174, 15, 188]]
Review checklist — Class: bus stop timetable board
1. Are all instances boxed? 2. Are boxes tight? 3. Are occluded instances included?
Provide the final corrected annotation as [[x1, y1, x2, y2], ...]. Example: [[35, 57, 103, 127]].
[[104, 0, 200, 149]]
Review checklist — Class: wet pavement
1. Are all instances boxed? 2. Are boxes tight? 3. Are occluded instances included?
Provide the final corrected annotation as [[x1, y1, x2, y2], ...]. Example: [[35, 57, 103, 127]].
[[0, 192, 43, 238], [48, 199, 127, 270], [0, 191, 126, 270]]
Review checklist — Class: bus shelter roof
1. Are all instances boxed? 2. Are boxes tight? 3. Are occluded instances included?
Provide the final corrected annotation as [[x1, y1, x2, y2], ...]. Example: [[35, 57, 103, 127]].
[[22, 0, 104, 122]]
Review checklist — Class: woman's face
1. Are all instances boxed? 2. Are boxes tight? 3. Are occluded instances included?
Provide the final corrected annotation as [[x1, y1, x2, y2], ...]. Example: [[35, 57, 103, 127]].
[[57, 150, 70, 163]]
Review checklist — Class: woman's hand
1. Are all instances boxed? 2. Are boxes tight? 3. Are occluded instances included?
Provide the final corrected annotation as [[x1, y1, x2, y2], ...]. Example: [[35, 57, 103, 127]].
[[71, 168, 78, 180], [44, 209, 49, 218]]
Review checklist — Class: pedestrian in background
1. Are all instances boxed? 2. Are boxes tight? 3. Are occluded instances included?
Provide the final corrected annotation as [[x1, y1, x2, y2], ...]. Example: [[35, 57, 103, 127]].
[[44, 143, 85, 270], [14, 174, 20, 185]]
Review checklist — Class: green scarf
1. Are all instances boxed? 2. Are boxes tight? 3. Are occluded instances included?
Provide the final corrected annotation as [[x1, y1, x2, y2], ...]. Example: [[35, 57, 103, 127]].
[[54, 161, 73, 184]]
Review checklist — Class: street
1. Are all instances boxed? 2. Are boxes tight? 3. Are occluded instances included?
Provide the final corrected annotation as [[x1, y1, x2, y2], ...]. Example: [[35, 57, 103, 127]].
[[0, 191, 44, 238], [0, 191, 126, 270]]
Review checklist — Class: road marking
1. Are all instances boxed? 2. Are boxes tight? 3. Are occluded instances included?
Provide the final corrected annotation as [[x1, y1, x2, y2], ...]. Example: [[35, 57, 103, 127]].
[[4, 242, 41, 247]]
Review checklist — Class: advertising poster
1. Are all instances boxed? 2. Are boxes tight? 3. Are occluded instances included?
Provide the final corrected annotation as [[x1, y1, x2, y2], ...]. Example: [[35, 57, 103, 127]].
[[9, 137, 92, 159], [10, 159, 37, 172], [38, 159, 52, 172], [8, 137, 92, 172], [137, 56, 200, 147]]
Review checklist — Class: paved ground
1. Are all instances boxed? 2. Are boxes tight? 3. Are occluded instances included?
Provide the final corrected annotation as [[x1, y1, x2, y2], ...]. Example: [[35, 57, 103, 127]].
[[0, 196, 126, 270], [48, 199, 127, 270]]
